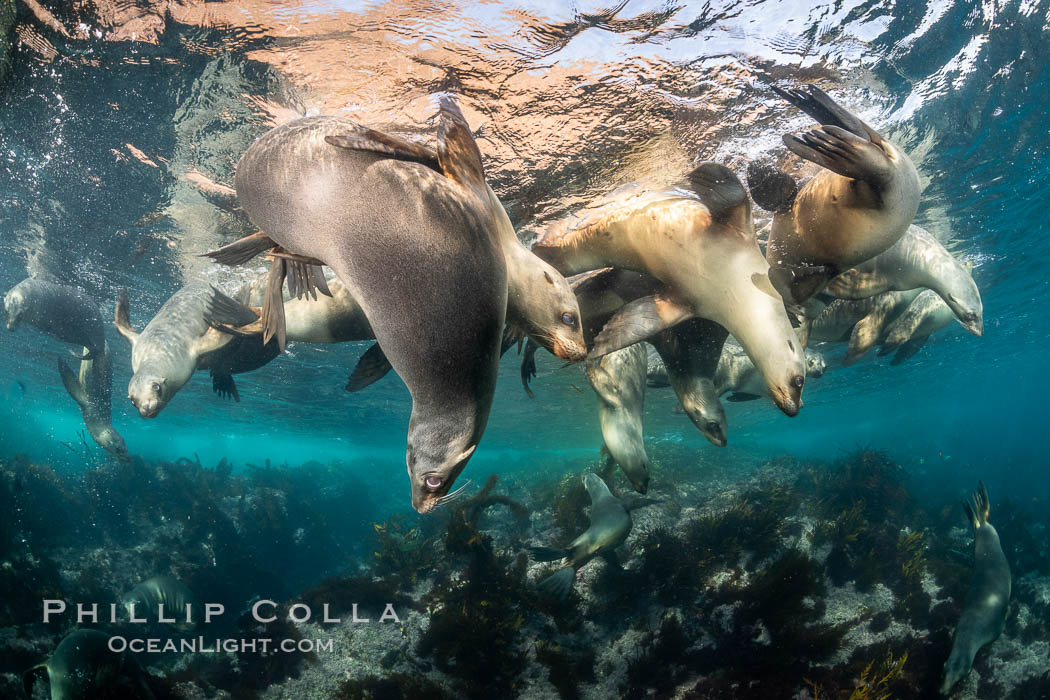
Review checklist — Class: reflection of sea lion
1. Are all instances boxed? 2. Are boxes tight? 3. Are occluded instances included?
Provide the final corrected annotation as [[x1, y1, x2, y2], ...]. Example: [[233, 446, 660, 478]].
[[528, 472, 656, 600], [757, 85, 919, 305], [713, 339, 826, 403], [877, 289, 955, 365], [23, 629, 155, 700], [57, 341, 127, 455], [808, 290, 920, 365], [226, 102, 507, 513], [114, 284, 258, 417], [533, 164, 806, 416], [585, 344, 650, 493], [824, 226, 983, 336], [940, 482, 1011, 696], [4, 278, 105, 360], [123, 575, 198, 633]]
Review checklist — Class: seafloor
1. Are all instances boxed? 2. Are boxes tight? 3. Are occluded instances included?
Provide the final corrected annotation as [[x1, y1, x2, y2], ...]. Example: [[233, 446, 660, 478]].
[[2, 447, 1048, 699]]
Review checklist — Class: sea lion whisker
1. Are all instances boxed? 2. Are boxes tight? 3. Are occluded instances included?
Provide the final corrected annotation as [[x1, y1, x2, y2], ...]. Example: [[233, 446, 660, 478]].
[[434, 479, 472, 507]]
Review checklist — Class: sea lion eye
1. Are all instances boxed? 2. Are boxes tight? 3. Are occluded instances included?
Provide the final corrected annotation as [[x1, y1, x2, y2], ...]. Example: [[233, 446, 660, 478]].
[[792, 375, 805, 389], [560, 312, 577, 327], [424, 476, 443, 491], [151, 382, 162, 394]]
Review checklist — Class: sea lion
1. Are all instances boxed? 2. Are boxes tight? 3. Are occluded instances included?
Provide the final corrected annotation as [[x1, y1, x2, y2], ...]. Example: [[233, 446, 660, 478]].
[[528, 472, 656, 600], [756, 85, 920, 304], [22, 629, 155, 700], [57, 341, 127, 455], [122, 575, 198, 633], [940, 482, 1011, 695], [713, 339, 826, 403], [808, 289, 921, 365], [114, 284, 258, 417], [533, 163, 807, 416], [220, 101, 508, 513], [824, 225, 983, 335], [877, 288, 955, 365], [585, 344, 650, 493], [4, 277, 105, 360]]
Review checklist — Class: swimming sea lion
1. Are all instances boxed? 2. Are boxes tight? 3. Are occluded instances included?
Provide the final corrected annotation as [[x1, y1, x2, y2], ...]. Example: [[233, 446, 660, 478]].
[[824, 226, 983, 336], [224, 101, 508, 513], [713, 339, 826, 403], [57, 341, 127, 455], [4, 277, 105, 360], [758, 85, 920, 304], [23, 629, 155, 700], [940, 482, 1011, 695], [808, 289, 921, 365], [585, 344, 650, 493], [529, 472, 656, 600], [533, 163, 807, 416], [122, 575, 198, 633], [877, 288, 955, 365], [114, 284, 258, 417]]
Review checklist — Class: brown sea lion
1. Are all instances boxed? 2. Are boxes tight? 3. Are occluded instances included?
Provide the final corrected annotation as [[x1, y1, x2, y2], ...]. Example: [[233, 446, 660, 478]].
[[532, 164, 807, 416], [755, 85, 920, 304]]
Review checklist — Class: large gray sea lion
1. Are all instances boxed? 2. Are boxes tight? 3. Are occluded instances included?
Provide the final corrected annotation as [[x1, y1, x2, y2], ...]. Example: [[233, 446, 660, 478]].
[[585, 344, 650, 493], [57, 341, 127, 455], [4, 277, 105, 360], [877, 288, 955, 365], [528, 472, 656, 600], [824, 225, 983, 336], [223, 101, 508, 513], [23, 629, 155, 700], [533, 163, 807, 416], [940, 482, 1011, 695], [114, 284, 258, 417], [122, 574, 198, 633], [755, 85, 920, 305]]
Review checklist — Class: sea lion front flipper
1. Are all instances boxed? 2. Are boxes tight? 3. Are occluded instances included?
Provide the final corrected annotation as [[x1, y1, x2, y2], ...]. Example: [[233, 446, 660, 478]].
[[114, 289, 139, 346], [771, 84, 877, 143], [590, 295, 693, 359], [520, 338, 540, 399], [212, 373, 239, 402], [201, 231, 277, 267], [193, 327, 235, 358], [824, 268, 889, 299], [783, 125, 892, 184], [726, 392, 762, 402], [57, 357, 88, 407], [844, 310, 883, 366], [888, 335, 929, 366], [436, 97, 486, 191], [262, 258, 288, 352], [746, 161, 799, 214], [769, 264, 834, 306], [566, 267, 617, 292], [345, 343, 394, 392], [536, 566, 575, 600], [684, 162, 752, 234], [22, 663, 48, 700], [325, 129, 441, 172]]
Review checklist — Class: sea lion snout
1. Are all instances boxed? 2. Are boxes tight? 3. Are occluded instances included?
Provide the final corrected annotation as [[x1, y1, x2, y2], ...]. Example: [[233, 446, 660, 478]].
[[771, 378, 804, 417], [552, 335, 588, 362]]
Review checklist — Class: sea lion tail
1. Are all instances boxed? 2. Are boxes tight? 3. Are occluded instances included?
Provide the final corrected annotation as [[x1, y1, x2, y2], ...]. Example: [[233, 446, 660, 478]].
[[346, 343, 394, 392], [536, 566, 575, 601], [746, 161, 798, 213], [201, 231, 276, 267], [528, 546, 569, 563], [22, 663, 47, 699]]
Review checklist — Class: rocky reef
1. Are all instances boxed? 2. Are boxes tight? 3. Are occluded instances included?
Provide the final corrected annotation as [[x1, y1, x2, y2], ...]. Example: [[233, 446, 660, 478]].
[[1, 449, 1048, 699]]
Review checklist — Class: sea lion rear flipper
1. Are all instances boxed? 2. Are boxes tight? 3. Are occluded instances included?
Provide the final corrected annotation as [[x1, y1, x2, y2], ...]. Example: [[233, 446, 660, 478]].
[[212, 373, 240, 402], [436, 97, 486, 191], [962, 498, 980, 531], [57, 356, 88, 407], [325, 129, 441, 172], [888, 335, 929, 365], [520, 339, 540, 399], [746, 161, 799, 213], [262, 259, 288, 352], [975, 481, 991, 524], [201, 232, 276, 267], [205, 287, 259, 328], [536, 566, 575, 600], [528, 546, 569, 563], [844, 310, 883, 366], [22, 663, 47, 700], [590, 295, 693, 359], [771, 84, 878, 143], [684, 162, 751, 234], [114, 289, 139, 346], [346, 343, 393, 392], [783, 125, 891, 184], [726, 392, 762, 402]]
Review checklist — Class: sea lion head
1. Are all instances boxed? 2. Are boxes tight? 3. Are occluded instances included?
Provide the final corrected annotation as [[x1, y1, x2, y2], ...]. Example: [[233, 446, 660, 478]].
[[513, 266, 588, 362], [407, 436, 477, 514], [804, 349, 826, 378], [95, 427, 128, 456], [939, 650, 969, 696], [943, 266, 984, 336], [4, 288, 24, 330], [128, 374, 170, 418], [680, 391, 728, 447]]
